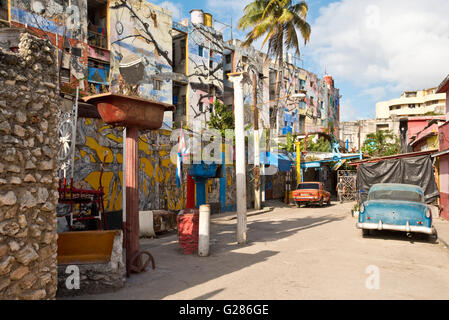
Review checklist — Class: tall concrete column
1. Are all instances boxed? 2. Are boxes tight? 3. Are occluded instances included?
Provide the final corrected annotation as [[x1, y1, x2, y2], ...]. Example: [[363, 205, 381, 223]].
[[228, 72, 247, 244], [253, 73, 261, 210], [125, 126, 139, 276]]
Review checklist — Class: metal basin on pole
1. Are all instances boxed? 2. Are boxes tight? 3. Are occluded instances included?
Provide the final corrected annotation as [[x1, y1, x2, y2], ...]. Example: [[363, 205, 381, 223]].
[[83, 93, 174, 276]]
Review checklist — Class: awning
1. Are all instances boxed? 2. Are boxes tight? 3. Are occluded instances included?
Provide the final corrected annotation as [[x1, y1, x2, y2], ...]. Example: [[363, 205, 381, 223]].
[[260, 152, 292, 172]]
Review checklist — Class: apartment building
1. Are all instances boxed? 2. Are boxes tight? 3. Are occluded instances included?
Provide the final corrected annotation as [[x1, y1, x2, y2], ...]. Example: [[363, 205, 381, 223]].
[[376, 88, 446, 119], [3, 2, 340, 137]]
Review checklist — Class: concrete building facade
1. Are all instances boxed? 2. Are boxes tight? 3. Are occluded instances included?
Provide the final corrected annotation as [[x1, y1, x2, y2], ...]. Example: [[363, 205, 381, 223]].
[[339, 118, 401, 152], [376, 88, 446, 119], [435, 75, 449, 220]]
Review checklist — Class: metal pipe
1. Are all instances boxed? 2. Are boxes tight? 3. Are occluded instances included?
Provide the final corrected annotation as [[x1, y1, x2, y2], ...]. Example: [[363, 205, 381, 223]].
[[125, 126, 139, 276], [228, 72, 247, 244], [70, 87, 79, 180]]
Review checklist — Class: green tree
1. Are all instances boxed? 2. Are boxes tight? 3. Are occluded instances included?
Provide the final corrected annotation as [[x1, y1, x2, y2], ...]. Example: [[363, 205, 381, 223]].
[[306, 136, 331, 152], [362, 130, 400, 157], [279, 132, 298, 152], [207, 100, 235, 137], [238, 0, 311, 127]]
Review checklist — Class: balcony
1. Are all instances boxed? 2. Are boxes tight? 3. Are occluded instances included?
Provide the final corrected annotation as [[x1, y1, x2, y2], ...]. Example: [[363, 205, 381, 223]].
[[88, 29, 108, 49]]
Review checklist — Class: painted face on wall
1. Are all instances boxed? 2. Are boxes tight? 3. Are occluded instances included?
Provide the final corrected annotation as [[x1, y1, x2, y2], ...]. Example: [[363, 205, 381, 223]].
[[119, 54, 145, 86]]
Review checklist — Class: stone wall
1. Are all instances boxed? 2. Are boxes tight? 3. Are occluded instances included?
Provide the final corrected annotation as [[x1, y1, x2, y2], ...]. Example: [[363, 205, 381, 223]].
[[0, 32, 60, 299]]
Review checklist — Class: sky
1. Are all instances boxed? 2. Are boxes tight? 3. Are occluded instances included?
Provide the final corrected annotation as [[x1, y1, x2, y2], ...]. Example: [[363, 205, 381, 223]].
[[155, 0, 449, 122]]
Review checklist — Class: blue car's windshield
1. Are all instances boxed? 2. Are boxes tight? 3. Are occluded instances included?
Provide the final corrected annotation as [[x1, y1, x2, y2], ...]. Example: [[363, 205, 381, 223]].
[[368, 189, 424, 203]]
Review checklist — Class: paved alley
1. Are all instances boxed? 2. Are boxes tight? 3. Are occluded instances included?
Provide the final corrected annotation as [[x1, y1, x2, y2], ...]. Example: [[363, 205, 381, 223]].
[[70, 201, 449, 300]]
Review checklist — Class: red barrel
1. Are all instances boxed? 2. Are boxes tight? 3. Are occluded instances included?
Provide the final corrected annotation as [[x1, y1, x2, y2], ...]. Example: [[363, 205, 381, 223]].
[[177, 209, 199, 254]]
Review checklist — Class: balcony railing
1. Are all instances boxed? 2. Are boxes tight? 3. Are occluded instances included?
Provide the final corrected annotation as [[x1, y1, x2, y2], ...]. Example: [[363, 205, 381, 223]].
[[88, 30, 108, 49]]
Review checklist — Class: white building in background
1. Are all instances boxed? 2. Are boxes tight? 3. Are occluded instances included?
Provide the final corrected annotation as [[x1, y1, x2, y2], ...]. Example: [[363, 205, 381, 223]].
[[376, 88, 446, 119], [339, 117, 401, 152]]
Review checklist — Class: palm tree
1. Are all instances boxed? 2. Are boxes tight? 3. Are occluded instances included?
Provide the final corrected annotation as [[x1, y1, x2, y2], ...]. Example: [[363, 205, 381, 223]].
[[238, 0, 311, 128]]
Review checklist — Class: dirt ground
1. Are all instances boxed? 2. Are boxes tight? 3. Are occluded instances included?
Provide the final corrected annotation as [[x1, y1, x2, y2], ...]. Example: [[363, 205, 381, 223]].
[[69, 200, 449, 300]]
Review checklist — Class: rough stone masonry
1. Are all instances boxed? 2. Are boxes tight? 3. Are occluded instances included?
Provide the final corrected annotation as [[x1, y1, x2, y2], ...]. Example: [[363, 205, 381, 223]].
[[0, 32, 60, 300]]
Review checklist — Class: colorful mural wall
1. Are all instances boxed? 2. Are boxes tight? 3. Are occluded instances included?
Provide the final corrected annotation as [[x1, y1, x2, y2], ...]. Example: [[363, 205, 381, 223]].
[[232, 39, 270, 129], [10, 0, 89, 91], [109, 0, 173, 129], [73, 118, 184, 212], [187, 20, 224, 126]]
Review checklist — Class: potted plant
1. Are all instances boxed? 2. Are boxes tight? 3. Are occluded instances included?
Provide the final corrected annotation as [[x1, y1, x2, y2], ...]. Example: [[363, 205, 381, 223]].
[[352, 203, 360, 218]]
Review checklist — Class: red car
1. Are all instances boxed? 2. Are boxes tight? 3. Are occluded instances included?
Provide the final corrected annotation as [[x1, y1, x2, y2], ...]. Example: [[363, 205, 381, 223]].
[[292, 182, 331, 207]]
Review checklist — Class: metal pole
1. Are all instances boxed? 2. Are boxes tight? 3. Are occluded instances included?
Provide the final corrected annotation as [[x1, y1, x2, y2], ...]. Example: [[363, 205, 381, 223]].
[[70, 87, 79, 180], [198, 204, 210, 257], [228, 72, 247, 244], [253, 73, 261, 210], [122, 127, 127, 224], [125, 126, 139, 276], [296, 140, 301, 186]]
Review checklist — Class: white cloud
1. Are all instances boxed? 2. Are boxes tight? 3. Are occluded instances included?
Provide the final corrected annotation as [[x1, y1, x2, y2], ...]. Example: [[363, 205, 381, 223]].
[[340, 99, 358, 121], [158, 1, 183, 21], [361, 86, 387, 100], [306, 0, 449, 91]]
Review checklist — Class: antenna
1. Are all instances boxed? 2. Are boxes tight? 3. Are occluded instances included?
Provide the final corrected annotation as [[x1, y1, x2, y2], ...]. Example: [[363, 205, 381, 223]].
[[231, 17, 233, 40]]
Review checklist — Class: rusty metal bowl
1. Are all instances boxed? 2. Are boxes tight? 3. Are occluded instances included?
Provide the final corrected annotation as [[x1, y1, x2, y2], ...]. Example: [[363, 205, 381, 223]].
[[83, 93, 175, 130]]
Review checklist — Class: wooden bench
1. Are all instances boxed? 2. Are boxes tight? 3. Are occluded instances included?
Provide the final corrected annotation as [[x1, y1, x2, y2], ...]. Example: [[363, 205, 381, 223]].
[[57, 230, 118, 265]]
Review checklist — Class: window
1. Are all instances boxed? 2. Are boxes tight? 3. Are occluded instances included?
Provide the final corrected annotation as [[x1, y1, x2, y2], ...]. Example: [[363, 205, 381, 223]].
[[198, 45, 204, 57], [225, 54, 232, 64], [153, 79, 162, 91], [0, 0, 8, 21], [180, 39, 186, 59], [376, 124, 389, 131], [297, 183, 320, 190], [181, 95, 186, 115], [409, 104, 416, 108], [61, 68, 70, 83], [368, 190, 423, 203], [199, 102, 204, 112], [88, 0, 108, 49]]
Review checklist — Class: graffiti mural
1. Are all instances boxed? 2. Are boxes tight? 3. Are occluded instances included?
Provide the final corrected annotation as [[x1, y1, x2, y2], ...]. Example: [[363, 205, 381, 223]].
[[73, 119, 184, 212], [187, 21, 224, 125], [232, 39, 270, 129], [10, 0, 89, 90], [109, 0, 173, 129]]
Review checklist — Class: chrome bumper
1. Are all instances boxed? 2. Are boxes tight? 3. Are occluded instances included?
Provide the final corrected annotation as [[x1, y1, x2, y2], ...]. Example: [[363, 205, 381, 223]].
[[356, 221, 436, 235]]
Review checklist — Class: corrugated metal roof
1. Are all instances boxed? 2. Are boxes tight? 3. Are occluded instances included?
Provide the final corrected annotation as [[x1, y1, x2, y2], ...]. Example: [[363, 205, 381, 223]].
[[349, 150, 438, 166]]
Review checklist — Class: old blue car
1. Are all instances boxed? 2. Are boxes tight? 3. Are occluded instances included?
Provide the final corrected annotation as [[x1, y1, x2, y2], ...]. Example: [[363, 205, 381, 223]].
[[356, 183, 436, 237]]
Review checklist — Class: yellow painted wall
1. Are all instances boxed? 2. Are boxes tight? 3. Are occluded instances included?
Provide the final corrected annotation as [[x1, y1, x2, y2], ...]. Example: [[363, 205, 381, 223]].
[[75, 118, 184, 212]]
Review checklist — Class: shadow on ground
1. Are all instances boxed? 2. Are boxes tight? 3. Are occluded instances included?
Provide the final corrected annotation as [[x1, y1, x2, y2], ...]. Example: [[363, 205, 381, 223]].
[[75, 206, 345, 300], [361, 229, 438, 244]]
